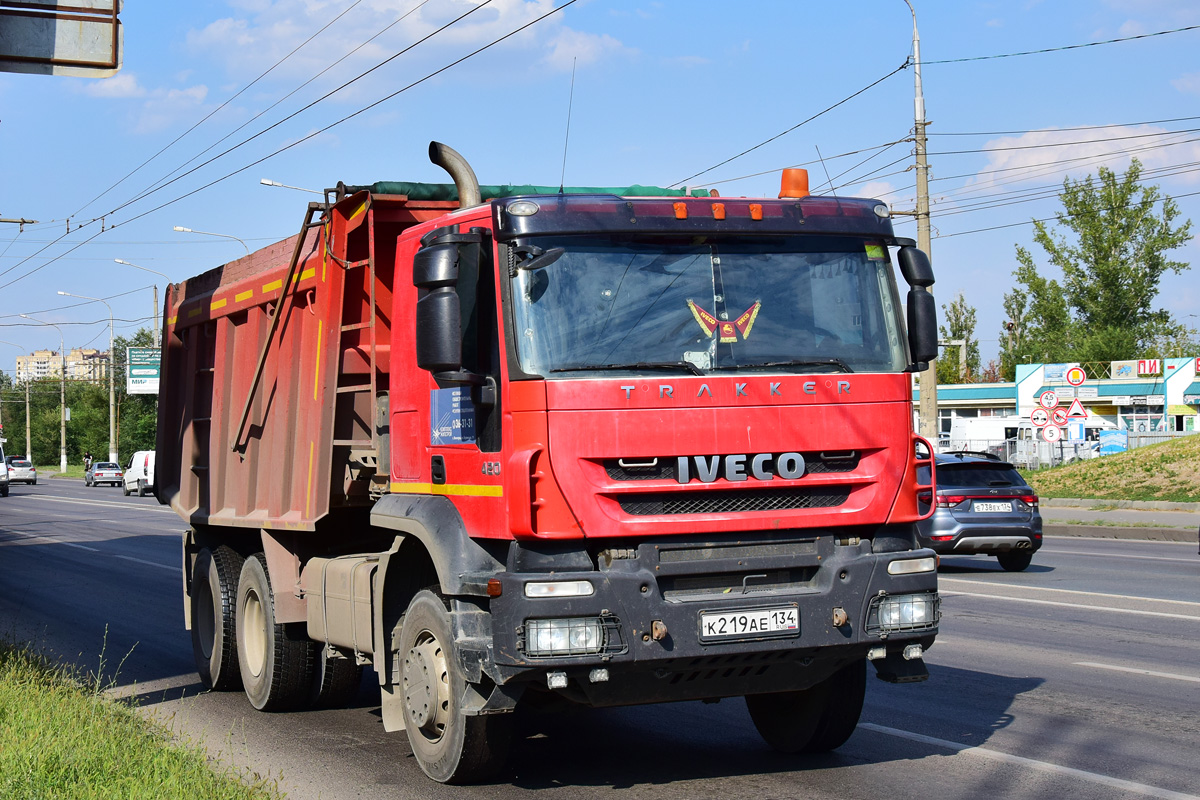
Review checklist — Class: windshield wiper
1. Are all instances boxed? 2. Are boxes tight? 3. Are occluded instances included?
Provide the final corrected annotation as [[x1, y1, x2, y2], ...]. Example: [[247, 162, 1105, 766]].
[[710, 358, 854, 373], [550, 361, 705, 376]]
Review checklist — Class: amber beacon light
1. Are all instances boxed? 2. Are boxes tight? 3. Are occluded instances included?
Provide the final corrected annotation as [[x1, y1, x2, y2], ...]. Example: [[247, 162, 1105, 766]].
[[778, 168, 811, 199]]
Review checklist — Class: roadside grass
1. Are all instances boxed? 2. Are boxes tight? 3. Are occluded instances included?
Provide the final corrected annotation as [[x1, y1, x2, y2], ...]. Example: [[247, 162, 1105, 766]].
[[34, 464, 87, 479], [1021, 434, 1200, 503], [0, 640, 281, 800]]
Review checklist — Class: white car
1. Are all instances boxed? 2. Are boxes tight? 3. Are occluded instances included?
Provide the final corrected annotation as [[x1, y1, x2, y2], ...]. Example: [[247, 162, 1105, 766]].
[[5, 456, 36, 484], [123, 450, 155, 497]]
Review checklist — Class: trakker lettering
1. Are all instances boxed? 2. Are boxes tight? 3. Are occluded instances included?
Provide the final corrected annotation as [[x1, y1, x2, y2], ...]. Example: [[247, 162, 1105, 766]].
[[621, 380, 849, 399], [677, 452, 806, 483]]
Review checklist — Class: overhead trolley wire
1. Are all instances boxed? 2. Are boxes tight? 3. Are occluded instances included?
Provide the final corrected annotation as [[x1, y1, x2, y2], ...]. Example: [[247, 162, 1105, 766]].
[[921, 24, 1200, 65]]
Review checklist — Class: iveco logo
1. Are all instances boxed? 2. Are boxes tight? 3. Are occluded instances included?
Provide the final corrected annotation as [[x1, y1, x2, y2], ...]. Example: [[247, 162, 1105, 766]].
[[677, 453, 806, 484]]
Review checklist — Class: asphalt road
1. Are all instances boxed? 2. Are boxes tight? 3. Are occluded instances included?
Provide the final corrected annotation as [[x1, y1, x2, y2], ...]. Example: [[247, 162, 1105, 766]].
[[2, 479, 1199, 800]]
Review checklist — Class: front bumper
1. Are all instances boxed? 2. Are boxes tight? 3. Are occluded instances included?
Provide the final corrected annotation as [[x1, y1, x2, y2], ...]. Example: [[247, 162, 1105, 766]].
[[483, 531, 939, 705]]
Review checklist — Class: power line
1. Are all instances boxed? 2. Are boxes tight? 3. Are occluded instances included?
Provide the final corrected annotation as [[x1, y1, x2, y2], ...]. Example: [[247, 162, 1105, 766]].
[[930, 114, 1200, 137], [670, 61, 911, 188], [923, 24, 1200, 65]]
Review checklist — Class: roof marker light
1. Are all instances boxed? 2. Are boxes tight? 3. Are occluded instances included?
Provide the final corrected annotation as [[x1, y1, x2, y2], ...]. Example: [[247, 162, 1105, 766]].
[[712, 203, 725, 220], [749, 204, 763, 221], [673, 202, 688, 220], [507, 200, 540, 216]]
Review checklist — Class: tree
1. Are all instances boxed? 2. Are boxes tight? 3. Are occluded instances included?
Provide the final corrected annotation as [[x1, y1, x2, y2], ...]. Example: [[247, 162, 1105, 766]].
[[1003, 158, 1193, 371], [936, 293, 981, 384]]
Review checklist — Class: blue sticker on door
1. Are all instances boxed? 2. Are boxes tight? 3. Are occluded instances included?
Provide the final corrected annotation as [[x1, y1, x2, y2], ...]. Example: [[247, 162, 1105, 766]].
[[431, 387, 476, 445]]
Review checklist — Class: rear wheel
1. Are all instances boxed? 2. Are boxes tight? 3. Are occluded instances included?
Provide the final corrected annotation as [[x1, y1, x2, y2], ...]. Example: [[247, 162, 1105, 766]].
[[236, 553, 317, 711], [191, 545, 244, 691], [997, 550, 1033, 571], [310, 648, 364, 709], [398, 590, 511, 783], [747, 659, 867, 754]]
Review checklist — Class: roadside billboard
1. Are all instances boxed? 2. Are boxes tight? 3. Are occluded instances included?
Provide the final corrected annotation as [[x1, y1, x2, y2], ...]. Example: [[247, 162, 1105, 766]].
[[126, 347, 160, 395]]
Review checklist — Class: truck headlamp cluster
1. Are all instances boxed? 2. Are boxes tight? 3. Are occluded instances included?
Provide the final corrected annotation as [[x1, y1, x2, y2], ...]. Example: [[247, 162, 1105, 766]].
[[866, 592, 940, 636], [887, 556, 937, 575], [524, 618, 606, 657], [524, 580, 594, 598]]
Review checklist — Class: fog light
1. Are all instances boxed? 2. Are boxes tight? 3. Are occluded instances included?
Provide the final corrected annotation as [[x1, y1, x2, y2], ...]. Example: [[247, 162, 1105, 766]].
[[524, 580, 594, 598], [888, 556, 937, 575], [525, 618, 605, 657], [903, 644, 923, 661], [867, 646, 887, 661], [589, 668, 609, 684], [871, 592, 938, 633], [547, 671, 568, 689]]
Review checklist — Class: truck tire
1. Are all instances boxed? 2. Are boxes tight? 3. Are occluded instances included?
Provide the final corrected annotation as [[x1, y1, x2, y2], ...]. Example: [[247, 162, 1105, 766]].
[[997, 550, 1033, 572], [398, 590, 511, 783], [236, 553, 316, 711], [746, 658, 866, 754], [191, 546, 244, 691], [310, 648, 364, 709]]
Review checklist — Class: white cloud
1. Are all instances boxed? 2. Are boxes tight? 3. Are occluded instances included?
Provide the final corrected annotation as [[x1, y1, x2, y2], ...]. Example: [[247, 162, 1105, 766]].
[[855, 181, 899, 201], [133, 84, 211, 134], [1117, 19, 1146, 36], [542, 27, 628, 71], [83, 73, 146, 98], [1172, 72, 1200, 95], [966, 125, 1200, 194]]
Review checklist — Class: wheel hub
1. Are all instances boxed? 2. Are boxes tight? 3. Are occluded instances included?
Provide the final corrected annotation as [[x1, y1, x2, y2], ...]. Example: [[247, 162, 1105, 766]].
[[402, 630, 449, 740]]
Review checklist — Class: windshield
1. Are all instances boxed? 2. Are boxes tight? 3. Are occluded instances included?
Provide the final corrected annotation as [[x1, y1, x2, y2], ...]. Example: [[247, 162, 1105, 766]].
[[509, 235, 906, 376]]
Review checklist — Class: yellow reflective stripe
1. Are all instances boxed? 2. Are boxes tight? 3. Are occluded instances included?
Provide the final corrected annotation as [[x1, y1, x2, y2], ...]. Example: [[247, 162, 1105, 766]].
[[294, 267, 315, 282], [167, 315, 178, 325], [391, 482, 503, 498], [187, 307, 202, 318], [349, 199, 368, 221], [210, 298, 227, 311], [306, 440, 314, 518], [314, 321, 322, 400], [235, 289, 253, 302], [262, 279, 283, 293]]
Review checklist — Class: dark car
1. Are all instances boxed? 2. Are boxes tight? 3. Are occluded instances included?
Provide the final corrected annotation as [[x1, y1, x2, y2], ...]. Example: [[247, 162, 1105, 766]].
[[917, 452, 1042, 571], [85, 461, 124, 487]]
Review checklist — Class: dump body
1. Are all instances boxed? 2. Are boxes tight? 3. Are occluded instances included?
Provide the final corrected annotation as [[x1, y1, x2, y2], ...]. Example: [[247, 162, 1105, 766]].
[[159, 173, 941, 783]]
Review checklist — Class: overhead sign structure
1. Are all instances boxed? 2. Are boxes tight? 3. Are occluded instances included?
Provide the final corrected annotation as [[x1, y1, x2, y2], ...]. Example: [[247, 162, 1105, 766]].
[[1050, 407, 1068, 426], [1065, 366, 1086, 386], [1042, 424, 1062, 443], [126, 346, 160, 395], [1066, 398, 1088, 418], [0, 0, 122, 78], [1030, 408, 1050, 427], [1039, 390, 1059, 410]]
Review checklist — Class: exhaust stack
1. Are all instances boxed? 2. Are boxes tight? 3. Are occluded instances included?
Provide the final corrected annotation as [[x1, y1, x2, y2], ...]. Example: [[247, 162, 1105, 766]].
[[428, 141, 481, 208]]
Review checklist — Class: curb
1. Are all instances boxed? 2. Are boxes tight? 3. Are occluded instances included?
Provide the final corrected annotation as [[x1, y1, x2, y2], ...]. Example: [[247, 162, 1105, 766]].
[[1042, 497, 1200, 512], [1044, 523, 1197, 543]]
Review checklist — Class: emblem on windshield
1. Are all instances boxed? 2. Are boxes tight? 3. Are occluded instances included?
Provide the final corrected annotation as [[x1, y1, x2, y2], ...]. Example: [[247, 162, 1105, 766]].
[[688, 300, 761, 342]]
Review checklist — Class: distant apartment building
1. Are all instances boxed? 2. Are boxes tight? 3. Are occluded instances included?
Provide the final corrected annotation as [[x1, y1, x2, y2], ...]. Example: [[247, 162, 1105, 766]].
[[14, 348, 108, 383]]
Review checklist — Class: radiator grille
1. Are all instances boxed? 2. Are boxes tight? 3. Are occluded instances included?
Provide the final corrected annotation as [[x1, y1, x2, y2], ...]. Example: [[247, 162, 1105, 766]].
[[604, 451, 859, 481], [618, 488, 849, 516]]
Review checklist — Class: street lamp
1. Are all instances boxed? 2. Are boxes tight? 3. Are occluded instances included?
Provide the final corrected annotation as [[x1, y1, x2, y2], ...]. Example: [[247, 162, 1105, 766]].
[[260, 178, 323, 195], [19, 314, 67, 474], [114, 259, 169, 347], [57, 291, 116, 464], [0, 339, 32, 461], [172, 225, 250, 256]]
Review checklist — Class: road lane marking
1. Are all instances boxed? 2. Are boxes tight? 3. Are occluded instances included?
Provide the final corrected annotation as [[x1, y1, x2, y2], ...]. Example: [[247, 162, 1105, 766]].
[[1075, 662, 1200, 684], [0, 532, 99, 552], [860, 723, 1200, 800], [939, 577, 1200, 607], [113, 554, 176, 573], [1038, 549, 1197, 564], [17, 495, 177, 514], [941, 590, 1200, 621]]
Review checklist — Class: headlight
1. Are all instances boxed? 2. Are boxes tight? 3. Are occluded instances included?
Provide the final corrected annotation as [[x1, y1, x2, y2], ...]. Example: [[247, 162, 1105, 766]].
[[524, 580, 594, 598], [524, 618, 605, 657], [887, 556, 937, 575], [867, 592, 939, 635]]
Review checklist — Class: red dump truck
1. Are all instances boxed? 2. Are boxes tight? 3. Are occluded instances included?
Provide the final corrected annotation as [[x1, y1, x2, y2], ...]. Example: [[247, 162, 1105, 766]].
[[158, 142, 941, 783]]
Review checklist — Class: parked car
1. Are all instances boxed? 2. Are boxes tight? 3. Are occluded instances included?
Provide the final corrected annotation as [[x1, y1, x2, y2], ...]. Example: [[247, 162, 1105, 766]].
[[4, 456, 36, 484], [0, 444, 8, 497], [85, 461, 124, 487], [122, 450, 155, 497], [917, 452, 1042, 572]]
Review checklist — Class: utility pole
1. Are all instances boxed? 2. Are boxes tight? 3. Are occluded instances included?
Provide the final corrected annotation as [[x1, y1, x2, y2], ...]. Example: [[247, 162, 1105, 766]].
[[898, 0, 938, 439]]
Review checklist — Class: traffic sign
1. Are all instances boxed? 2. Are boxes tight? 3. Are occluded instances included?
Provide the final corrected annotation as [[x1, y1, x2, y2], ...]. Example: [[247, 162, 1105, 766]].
[[1066, 366, 1086, 386], [1042, 424, 1062, 443], [1039, 390, 1059, 409], [1066, 398, 1087, 418], [1050, 407, 1068, 426], [1030, 408, 1050, 427]]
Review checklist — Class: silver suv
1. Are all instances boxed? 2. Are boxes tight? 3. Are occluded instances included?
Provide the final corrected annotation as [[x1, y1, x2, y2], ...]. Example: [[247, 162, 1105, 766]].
[[917, 452, 1042, 571]]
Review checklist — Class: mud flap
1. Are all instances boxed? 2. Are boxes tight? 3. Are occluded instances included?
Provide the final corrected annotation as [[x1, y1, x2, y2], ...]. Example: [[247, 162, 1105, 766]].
[[872, 653, 929, 684]]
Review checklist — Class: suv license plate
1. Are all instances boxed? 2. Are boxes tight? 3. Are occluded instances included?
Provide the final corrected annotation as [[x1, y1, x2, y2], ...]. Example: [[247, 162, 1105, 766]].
[[973, 501, 1012, 513], [700, 606, 799, 640]]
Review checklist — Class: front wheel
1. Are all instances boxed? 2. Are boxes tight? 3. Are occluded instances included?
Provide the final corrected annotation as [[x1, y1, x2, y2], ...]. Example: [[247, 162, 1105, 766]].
[[746, 658, 867, 754], [398, 590, 511, 783], [236, 553, 316, 711], [122, 482, 131, 496], [997, 550, 1033, 572]]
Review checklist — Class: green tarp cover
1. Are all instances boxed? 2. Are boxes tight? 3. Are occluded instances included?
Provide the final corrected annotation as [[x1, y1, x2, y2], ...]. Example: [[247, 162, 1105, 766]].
[[348, 181, 710, 200]]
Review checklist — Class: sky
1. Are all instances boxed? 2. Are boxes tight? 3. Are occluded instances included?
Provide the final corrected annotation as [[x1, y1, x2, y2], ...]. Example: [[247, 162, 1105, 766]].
[[2, 0, 1199, 373]]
